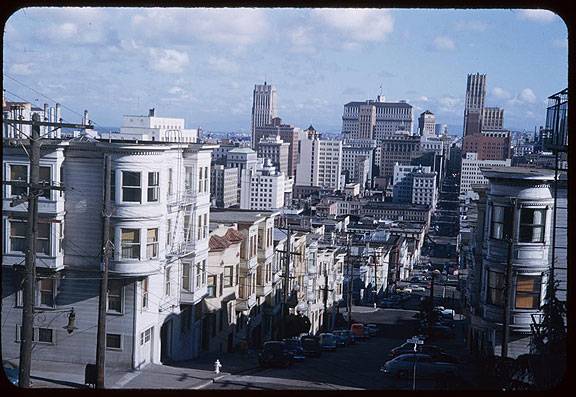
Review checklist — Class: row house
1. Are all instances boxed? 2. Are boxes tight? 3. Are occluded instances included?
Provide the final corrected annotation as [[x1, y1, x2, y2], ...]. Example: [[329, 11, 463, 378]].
[[209, 209, 279, 348], [2, 137, 215, 369]]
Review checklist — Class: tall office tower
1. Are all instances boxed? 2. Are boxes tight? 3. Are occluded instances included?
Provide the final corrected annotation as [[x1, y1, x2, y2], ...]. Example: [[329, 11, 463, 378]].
[[418, 110, 436, 137], [463, 73, 487, 136], [378, 133, 421, 182], [482, 107, 505, 130], [342, 97, 413, 141], [251, 82, 278, 149]]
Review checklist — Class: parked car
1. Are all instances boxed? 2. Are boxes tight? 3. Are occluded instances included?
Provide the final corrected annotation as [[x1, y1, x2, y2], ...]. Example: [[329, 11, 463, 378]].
[[319, 333, 338, 351], [300, 335, 322, 357], [389, 342, 446, 358], [365, 324, 379, 337], [332, 333, 347, 347], [409, 285, 426, 292], [399, 287, 412, 294], [380, 353, 458, 379], [333, 329, 355, 345], [282, 338, 306, 360], [350, 323, 367, 340], [258, 341, 292, 368], [3, 361, 18, 386]]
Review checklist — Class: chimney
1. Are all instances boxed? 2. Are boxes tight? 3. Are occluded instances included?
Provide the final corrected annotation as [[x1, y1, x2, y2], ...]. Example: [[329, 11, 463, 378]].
[[149, 108, 155, 117], [83, 109, 89, 125]]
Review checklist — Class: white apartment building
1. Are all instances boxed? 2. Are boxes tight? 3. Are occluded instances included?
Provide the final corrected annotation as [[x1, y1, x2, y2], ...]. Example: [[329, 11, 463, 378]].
[[418, 110, 436, 138], [119, 109, 199, 143], [412, 170, 438, 209], [460, 152, 511, 199], [256, 135, 290, 176], [392, 163, 432, 204], [2, 138, 216, 369], [251, 83, 278, 149], [211, 165, 239, 208], [240, 159, 286, 210], [342, 139, 376, 189], [296, 129, 343, 192]]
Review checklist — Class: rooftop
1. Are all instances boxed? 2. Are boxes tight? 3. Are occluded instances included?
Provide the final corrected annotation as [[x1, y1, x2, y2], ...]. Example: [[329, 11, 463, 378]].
[[481, 166, 556, 181], [210, 209, 278, 225]]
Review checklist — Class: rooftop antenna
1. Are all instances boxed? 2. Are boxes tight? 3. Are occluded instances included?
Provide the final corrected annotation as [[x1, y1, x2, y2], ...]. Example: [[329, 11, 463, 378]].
[[379, 84, 383, 96]]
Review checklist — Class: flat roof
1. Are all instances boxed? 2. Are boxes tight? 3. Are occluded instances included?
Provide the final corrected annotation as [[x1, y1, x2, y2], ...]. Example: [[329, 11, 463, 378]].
[[210, 209, 278, 224], [481, 166, 555, 181]]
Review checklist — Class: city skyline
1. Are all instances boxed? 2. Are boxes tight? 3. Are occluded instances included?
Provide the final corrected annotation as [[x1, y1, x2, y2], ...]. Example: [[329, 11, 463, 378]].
[[3, 7, 568, 133]]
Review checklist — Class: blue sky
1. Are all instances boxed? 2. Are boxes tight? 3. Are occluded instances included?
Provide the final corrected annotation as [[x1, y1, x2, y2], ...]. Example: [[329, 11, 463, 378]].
[[3, 7, 568, 133]]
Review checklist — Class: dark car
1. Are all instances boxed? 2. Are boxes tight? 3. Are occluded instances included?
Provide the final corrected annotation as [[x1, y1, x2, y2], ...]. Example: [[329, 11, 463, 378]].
[[333, 329, 355, 345], [332, 333, 347, 347], [300, 335, 322, 357], [319, 333, 338, 350], [282, 338, 306, 360], [380, 353, 458, 379], [258, 341, 292, 368], [2, 361, 18, 386]]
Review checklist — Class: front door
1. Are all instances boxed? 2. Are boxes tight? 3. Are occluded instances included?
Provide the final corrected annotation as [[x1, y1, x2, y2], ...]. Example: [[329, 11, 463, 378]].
[[138, 327, 153, 368], [160, 321, 172, 364]]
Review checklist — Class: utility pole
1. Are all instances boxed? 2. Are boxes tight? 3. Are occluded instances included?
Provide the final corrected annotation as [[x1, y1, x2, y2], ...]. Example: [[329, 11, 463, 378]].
[[3, 115, 92, 388], [346, 236, 353, 327], [321, 269, 333, 332], [275, 222, 300, 338], [95, 154, 113, 388]]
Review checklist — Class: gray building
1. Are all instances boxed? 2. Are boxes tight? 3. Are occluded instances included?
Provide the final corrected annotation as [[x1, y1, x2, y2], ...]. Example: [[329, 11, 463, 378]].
[[468, 167, 556, 359], [256, 135, 290, 177], [251, 82, 278, 149], [342, 96, 413, 141], [463, 73, 487, 136], [378, 133, 421, 182], [211, 165, 239, 208], [342, 139, 377, 189]]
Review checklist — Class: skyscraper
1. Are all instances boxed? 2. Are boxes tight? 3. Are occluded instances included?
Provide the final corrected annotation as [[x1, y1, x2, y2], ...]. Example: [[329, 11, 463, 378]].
[[251, 82, 278, 149], [418, 110, 436, 137], [463, 73, 486, 136]]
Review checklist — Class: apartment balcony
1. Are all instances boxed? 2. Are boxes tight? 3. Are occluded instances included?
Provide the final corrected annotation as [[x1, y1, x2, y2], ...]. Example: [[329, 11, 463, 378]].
[[235, 292, 257, 312], [109, 258, 162, 277], [180, 284, 208, 305], [256, 281, 273, 298], [240, 256, 258, 272]]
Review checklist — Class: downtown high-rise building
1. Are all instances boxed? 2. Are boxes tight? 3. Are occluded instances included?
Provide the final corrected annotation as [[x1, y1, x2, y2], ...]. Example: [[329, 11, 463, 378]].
[[251, 82, 278, 149], [418, 110, 436, 137], [463, 73, 487, 136]]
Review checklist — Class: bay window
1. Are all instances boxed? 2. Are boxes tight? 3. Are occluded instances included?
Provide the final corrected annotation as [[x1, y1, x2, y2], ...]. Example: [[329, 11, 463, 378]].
[[107, 279, 123, 313], [490, 205, 513, 240], [146, 228, 158, 259], [207, 275, 217, 297], [182, 263, 191, 291], [9, 220, 50, 255], [486, 270, 504, 306], [515, 275, 542, 309], [519, 208, 546, 243], [121, 229, 140, 259], [10, 164, 28, 197], [147, 172, 159, 202], [122, 171, 141, 202], [39, 166, 51, 199]]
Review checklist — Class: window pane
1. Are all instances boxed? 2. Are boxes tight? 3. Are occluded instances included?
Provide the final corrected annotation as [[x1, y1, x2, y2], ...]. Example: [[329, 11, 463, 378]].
[[38, 328, 53, 343], [106, 334, 122, 349], [123, 187, 141, 202], [39, 167, 51, 199], [10, 165, 28, 196], [182, 264, 190, 291], [108, 280, 123, 312], [515, 295, 539, 309], [122, 171, 141, 187], [148, 172, 159, 186], [121, 229, 140, 259]]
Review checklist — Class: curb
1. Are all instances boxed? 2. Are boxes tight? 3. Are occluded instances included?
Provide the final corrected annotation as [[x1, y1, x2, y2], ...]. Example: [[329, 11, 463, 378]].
[[190, 374, 229, 390]]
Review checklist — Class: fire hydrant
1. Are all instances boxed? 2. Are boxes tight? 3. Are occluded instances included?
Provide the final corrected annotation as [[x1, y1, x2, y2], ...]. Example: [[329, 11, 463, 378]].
[[214, 359, 222, 374]]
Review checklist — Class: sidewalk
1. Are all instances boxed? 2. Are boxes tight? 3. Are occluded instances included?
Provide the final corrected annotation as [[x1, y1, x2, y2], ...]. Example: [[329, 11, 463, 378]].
[[169, 348, 261, 375]]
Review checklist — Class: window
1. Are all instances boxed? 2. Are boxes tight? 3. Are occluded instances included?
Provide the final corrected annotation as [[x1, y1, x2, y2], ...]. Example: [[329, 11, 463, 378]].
[[519, 208, 546, 243], [38, 278, 55, 308], [182, 263, 191, 291], [121, 229, 140, 259], [37, 222, 50, 255], [486, 270, 504, 307], [142, 277, 149, 309], [224, 266, 234, 287], [490, 205, 513, 240], [165, 267, 171, 296], [147, 172, 159, 202], [197, 215, 202, 240], [106, 333, 122, 350], [166, 219, 172, 247], [207, 275, 217, 298], [9, 220, 27, 252], [122, 171, 141, 202], [38, 328, 53, 343], [185, 166, 193, 189], [146, 228, 159, 259], [257, 266, 263, 286], [168, 168, 173, 195], [110, 170, 116, 201], [515, 275, 542, 309], [140, 327, 152, 345], [39, 166, 51, 199], [10, 164, 28, 197], [107, 279, 123, 313]]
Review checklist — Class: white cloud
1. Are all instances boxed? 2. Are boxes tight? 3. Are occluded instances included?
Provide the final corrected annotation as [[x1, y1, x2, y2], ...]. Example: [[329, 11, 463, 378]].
[[454, 20, 488, 32], [492, 87, 511, 100], [9, 63, 34, 75], [132, 8, 268, 46], [518, 9, 559, 23], [438, 96, 461, 112], [289, 26, 316, 54], [207, 56, 239, 74], [417, 96, 429, 102], [41, 8, 113, 45], [168, 86, 185, 95], [432, 36, 456, 51], [148, 48, 189, 74], [519, 88, 537, 104], [312, 9, 394, 42]]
